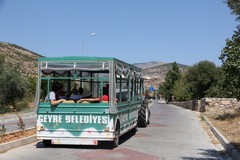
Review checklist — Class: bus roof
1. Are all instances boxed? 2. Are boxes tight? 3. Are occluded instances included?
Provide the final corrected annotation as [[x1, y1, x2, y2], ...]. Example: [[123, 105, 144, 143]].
[[38, 56, 142, 71]]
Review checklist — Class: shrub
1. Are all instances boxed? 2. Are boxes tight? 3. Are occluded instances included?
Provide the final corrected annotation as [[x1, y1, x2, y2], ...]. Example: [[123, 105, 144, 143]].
[[0, 54, 29, 113]]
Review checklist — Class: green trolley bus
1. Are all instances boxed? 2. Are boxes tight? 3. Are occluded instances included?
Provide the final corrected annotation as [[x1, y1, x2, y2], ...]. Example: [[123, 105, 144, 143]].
[[36, 56, 150, 147]]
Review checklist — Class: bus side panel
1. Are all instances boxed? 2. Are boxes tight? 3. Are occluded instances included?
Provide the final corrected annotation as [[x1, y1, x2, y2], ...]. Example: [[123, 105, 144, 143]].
[[129, 103, 139, 126], [118, 103, 129, 133], [117, 102, 139, 135]]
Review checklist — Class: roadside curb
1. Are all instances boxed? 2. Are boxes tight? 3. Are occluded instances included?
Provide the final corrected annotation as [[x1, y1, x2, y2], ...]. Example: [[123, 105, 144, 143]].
[[0, 127, 38, 153], [201, 115, 240, 160]]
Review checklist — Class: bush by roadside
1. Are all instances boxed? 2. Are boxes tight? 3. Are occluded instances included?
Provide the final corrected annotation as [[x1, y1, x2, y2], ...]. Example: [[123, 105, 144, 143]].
[[0, 54, 36, 114]]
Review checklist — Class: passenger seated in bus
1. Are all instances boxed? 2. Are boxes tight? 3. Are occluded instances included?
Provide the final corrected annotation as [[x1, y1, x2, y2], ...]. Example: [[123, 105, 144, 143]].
[[58, 84, 67, 99], [77, 87, 108, 103], [46, 82, 65, 106], [70, 87, 84, 101], [66, 83, 78, 98], [66, 83, 83, 100]]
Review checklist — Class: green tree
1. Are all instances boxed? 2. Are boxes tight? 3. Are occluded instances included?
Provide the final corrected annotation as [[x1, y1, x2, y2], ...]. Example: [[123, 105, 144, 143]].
[[225, 0, 240, 21], [158, 62, 181, 102], [215, 1, 240, 99], [185, 61, 219, 99], [172, 75, 191, 101], [219, 30, 240, 99], [0, 55, 28, 113], [26, 76, 37, 97], [205, 67, 227, 98]]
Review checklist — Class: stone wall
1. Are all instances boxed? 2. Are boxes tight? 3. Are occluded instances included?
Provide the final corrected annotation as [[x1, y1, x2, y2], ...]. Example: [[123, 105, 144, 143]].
[[171, 98, 240, 112], [170, 100, 199, 111], [201, 98, 240, 112]]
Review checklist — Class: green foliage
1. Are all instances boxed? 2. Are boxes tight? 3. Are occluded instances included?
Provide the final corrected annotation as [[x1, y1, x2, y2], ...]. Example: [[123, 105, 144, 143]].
[[219, 29, 240, 99], [172, 77, 191, 101], [0, 67, 26, 104], [158, 62, 181, 102], [159, 61, 226, 102], [26, 76, 37, 97], [40, 80, 48, 100], [15, 100, 29, 112], [0, 54, 30, 114], [184, 61, 219, 99], [204, 67, 228, 98], [225, 0, 240, 21]]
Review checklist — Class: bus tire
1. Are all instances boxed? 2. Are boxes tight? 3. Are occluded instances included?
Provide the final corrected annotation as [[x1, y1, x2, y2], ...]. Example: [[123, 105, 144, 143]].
[[138, 101, 149, 127], [111, 122, 120, 148]]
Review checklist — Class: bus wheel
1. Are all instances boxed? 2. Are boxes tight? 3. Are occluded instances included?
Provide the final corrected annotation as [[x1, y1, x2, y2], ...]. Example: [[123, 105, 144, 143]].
[[112, 123, 120, 148], [43, 140, 51, 146], [138, 104, 148, 127]]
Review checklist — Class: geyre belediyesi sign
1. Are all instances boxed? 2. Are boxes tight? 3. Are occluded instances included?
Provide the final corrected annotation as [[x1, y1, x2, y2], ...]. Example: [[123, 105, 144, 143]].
[[38, 115, 110, 124]]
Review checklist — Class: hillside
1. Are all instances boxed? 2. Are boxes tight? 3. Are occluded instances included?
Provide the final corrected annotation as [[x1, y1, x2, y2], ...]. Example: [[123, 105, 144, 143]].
[[141, 63, 189, 90], [0, 42, 189, 90], [0, 42, 43, 76], [133, 61, 166, 69]]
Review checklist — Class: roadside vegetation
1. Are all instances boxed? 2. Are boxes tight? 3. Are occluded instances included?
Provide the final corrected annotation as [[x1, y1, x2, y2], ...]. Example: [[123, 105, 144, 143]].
[[0, 54, 36, 114], [159, 61, 224, 102]]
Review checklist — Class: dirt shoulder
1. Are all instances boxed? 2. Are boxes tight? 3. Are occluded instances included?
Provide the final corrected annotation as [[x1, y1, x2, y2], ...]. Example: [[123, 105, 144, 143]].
[[0, 108, 36, 144], [203, 110, 240, 152], [0, 128, 36, 144]]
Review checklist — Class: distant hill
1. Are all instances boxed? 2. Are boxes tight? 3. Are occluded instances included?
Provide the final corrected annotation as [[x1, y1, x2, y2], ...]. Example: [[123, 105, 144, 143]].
[[135, 62, 189, 90], [0, 41, 189, 90], [133, 61, 166, 69], [0, 42, 43, 76]]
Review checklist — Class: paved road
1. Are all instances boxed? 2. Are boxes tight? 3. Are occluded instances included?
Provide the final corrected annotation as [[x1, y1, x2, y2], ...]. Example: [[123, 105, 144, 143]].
[[0, 112, 36, 133], [0, 101, 232, 160]]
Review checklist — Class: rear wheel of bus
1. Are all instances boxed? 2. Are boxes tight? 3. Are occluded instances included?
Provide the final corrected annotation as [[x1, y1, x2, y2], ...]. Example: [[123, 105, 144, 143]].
[[111, 122, 120, 148], [138, 100, 150, 127]]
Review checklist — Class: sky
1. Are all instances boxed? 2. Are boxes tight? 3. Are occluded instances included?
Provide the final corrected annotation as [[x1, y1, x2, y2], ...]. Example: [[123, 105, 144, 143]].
[[0, 0, 238, 66]]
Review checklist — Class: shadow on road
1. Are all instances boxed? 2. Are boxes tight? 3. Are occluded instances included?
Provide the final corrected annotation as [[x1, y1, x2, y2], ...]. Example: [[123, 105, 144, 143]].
[[35, 130, 136, 150], [181, 149, 229, 160]]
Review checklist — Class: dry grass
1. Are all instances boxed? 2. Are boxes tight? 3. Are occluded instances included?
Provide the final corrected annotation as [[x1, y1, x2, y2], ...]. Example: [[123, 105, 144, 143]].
[[203, 110, 240, 152]]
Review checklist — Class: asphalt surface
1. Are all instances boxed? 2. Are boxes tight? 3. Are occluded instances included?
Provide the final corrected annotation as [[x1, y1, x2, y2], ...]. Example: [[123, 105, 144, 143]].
[[0, 111, 36, 133], [0, 101, 232, 160]]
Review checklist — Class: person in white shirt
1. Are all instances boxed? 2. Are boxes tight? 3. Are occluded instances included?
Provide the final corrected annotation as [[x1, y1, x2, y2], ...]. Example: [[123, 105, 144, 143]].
[[47, 82, 65, 106]]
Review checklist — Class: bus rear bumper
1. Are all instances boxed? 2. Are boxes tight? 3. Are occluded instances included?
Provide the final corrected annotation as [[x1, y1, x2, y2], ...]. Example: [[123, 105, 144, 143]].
[[37, 135, 114, 145], [52, 138, 99, 145]]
